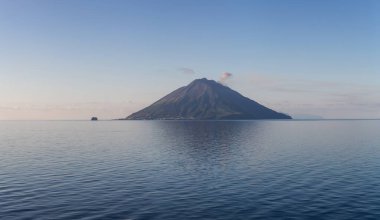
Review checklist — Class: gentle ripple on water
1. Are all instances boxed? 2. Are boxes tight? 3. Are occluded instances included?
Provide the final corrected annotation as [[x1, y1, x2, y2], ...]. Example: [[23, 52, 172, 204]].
[[0, 120, 380, 219]]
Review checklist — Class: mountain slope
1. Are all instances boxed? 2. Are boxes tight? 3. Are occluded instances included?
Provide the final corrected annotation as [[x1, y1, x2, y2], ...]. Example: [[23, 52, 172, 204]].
[[125, 78, 291, 120]]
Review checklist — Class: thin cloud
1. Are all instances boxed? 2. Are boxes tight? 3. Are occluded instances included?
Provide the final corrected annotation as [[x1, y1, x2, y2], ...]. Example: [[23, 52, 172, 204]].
[[245, 72, 380, 118], [178, 67, 196, 75]]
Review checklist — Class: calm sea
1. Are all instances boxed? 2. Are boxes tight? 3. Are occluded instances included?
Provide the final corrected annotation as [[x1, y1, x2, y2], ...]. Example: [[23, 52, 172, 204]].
[[1, 120, 380, 219]]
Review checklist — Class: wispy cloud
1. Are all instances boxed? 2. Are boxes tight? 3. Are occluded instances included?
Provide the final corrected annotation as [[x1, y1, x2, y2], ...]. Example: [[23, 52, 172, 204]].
[[243, 72, 380, 118], [178, 67, 196, 75], [0, 101, 146, 120]]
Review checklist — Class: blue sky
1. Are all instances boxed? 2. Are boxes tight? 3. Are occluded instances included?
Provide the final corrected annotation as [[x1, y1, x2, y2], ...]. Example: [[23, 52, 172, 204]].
[[0, 0, 379, 119]]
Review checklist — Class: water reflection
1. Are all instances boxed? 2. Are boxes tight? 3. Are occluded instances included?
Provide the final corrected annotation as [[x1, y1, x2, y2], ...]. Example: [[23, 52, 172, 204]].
[[151, 121, 265, 170]]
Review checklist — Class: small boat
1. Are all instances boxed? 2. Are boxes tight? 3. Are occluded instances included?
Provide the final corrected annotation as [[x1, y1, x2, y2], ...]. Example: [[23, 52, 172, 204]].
[[91, 117, 98, 121]]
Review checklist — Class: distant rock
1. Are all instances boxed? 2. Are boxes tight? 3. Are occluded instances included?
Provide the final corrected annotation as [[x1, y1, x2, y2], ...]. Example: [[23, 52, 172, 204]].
[[124, 78, 291, 120], [91, 117, 98, 121]]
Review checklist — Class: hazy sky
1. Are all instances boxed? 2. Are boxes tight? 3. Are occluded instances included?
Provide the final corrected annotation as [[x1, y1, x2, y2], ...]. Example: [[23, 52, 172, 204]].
[[1, 0, 379, 119]]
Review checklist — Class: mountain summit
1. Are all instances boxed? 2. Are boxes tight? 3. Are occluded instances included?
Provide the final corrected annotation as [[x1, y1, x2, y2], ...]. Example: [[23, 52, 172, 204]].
[[125, 78, 291, 120]]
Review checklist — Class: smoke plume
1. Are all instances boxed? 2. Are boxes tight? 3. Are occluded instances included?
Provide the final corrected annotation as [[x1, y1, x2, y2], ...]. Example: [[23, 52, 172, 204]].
[[219, 72, 233, 84]]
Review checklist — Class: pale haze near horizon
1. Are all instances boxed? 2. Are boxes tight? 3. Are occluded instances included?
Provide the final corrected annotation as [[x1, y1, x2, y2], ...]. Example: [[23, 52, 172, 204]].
[[0, 0, 379, 120]]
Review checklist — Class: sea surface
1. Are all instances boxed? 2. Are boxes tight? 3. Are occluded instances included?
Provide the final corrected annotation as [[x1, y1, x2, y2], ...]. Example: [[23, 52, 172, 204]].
[[1, 120, 380, 220]]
